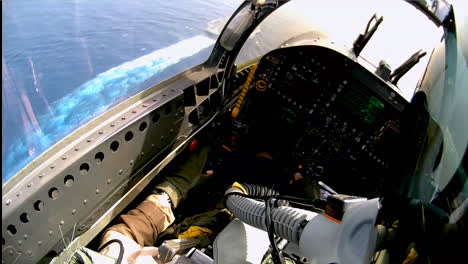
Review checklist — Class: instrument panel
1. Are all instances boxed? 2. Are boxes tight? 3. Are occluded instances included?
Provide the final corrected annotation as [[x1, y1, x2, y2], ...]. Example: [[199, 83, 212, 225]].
[[233, 45, 408, 197]]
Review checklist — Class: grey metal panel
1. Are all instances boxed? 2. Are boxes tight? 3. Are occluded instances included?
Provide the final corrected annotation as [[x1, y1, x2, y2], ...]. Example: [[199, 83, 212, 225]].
[[50, 113, 219, 264], [2, 65, 224, 263], [2, 91, 183, 263]]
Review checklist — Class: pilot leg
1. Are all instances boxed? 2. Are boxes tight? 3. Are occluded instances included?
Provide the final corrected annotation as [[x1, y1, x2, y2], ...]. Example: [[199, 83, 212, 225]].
[[155, 145, 210, 207], [98, 144, 210, 262], [99, 193, 174, 262]]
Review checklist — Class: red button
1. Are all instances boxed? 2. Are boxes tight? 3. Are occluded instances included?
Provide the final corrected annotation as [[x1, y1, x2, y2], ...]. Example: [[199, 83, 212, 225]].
[[189, 139, 198, 152]]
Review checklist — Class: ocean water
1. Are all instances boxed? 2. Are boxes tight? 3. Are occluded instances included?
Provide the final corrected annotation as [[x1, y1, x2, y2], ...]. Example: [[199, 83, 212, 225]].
[[2, 0, 238, 183]]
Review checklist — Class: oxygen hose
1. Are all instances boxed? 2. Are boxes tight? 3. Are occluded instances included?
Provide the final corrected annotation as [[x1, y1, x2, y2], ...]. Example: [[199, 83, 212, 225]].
[[224, 183, 382, 264], [224, 182, 316, 244]]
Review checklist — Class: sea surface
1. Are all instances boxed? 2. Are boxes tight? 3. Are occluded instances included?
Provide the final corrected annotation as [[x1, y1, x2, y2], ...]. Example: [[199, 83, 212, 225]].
[[2, 0, 238, 183]]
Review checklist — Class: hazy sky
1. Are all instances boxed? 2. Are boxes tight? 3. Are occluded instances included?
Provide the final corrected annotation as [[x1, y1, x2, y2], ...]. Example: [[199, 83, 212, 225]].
[[239, 0, 443, 101]]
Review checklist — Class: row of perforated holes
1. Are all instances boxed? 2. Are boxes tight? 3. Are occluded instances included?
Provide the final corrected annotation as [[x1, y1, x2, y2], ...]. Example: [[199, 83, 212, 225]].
[[38, 111, 163, 259], [80, 106, 181, 228], [3, 97, 174, 251], [3, 116, 154, 245]]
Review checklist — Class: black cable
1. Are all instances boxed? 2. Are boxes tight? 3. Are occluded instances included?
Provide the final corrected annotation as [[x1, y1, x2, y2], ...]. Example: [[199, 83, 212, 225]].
[[265, 197, 283, 264], [224, 191, 283, 263], [77, 248, 94, 264], [224, 192, 324, 211], [276, 195, 324, 210], [226, 188, 328, 264], [97, 239, 124, 264], [224, 183, 335, 264]]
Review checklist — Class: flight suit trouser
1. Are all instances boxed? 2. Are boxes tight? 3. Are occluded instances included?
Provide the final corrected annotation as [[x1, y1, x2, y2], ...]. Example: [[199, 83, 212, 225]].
[[98, 194, 174, 263], [98, 145, 210, 263]]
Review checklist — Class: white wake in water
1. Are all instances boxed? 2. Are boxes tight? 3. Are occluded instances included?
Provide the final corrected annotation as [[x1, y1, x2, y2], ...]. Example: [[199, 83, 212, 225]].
[[3, 35, 215, 182]]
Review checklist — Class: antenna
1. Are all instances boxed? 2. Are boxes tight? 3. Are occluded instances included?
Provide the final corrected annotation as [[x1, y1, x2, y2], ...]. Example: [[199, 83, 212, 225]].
[[390, 49, 427, 85], [352, 14, 384, 57]]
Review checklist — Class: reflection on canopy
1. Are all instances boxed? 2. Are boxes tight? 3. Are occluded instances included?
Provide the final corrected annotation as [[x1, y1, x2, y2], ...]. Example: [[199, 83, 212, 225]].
[[2, 35, 215, 183]]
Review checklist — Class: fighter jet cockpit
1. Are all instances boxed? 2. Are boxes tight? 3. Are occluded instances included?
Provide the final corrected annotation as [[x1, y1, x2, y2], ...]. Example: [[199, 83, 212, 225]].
[[2, 0, 467, 263]]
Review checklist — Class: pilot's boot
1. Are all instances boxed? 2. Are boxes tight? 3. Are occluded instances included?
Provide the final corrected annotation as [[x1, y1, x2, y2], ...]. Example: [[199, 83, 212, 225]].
[[155, 144, 210, 208]]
